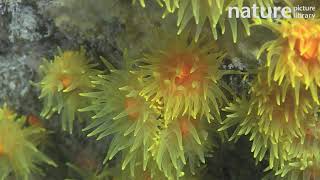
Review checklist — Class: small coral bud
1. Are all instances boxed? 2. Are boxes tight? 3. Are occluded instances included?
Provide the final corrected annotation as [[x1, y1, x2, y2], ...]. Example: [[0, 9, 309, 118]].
[[38, 48, 100, 133]]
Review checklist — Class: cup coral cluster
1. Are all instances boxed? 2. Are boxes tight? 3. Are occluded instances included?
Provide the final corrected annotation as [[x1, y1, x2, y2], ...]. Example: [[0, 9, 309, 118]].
[[38, 29, 229, 179], [221, 18, 320, 180], [33, 0, 320, 179], [81, 32, 228, 179], [258, 19, 320, 104], [0, 104, 56, 180]]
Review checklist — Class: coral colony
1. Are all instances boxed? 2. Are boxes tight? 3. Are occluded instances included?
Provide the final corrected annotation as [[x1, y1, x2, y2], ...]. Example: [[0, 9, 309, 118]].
[[1, 0, 320, 179]]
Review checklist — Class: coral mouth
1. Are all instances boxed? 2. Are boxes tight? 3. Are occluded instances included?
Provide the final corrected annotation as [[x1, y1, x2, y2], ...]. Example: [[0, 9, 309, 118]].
[[294, 38, 319, 61], [0, 144, 4, 156]]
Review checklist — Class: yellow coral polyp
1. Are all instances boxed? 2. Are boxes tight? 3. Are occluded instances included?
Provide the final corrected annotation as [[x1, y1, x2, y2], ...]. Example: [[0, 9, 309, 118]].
[[258, 19, 320, 104], [0, 105, 56, 179], [38, 48, 100, 133], [41, 50, 95, 93], [80, 55, 160, 176], [150, 116, 209, 178], [248, 72, 315, 144], [272, 115, 320, 179], [139, 31, 228, 124]]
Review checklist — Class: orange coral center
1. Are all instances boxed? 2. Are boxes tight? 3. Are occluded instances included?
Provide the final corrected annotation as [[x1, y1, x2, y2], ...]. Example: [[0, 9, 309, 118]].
[[305, 127, 315, 142], [294, 38, 319, 61], [27, 114, 42, 127], [304, 122, 320, 142], [162, 52, 208, 92], [125, 98, 140, 120], [175, 63, 192, 85], [60, 75, 72, 89], [179, 118, 189, 137], [0, 144, 4, 156], [143, 171, 152, 180], [284, 20, 320, 61]]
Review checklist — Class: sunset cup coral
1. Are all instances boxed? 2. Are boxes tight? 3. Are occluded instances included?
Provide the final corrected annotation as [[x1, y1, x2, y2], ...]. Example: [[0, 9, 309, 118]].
[[219, 98, 277, 165], [79, 48, 217, 179], [257, 19, 320, 104], [138, 30, 229, 125], [80, 55, 160, 177], [219, 70, 319, 177], [248, 72, 315, 144], [0, 104, 56, 180], [38, 48, 100, 133], [149, 117, 211, 179], [267, 115, 320, 180]]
